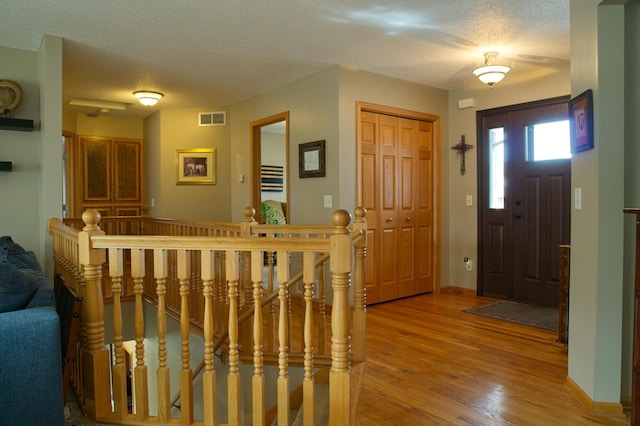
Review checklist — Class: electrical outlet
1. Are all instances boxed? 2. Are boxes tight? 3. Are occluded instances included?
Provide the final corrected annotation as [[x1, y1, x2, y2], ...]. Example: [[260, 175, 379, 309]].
[[464, 257, 472, 271], [324, 195, 332, 208]]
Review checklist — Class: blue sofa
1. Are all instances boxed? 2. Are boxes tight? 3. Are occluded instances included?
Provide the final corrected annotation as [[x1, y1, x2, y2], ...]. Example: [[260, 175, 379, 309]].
[[0, 236, 64, 426]]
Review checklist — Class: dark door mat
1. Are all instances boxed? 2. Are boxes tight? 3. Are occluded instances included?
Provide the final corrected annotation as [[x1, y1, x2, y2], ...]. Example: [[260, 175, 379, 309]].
[[463, 300, 559, 332]]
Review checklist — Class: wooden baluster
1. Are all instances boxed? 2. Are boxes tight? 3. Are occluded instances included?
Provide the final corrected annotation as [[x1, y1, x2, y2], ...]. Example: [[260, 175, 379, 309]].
[[329, 210, 352, 425], [191, 251, 204, 327], [131, 248, 149, 420], [169, 250, 178, 315], [303, 251, 315, 426], [213, 251, 222, 336], [201, 249, 217, 426], [318, 258, 327, 356], [216, 250, 228, 337], [239, 251, 253, 354], [268, 250, 277, 352], [155, 249, 171, 423], [74, 239, 86, 404], [251, 250, 266, 426], [277, 250, 291, 426], [177, 249, 193, 424], [78, 209, 111, 420], [109, 248, 128, 418], [351, 207, 367, 362], [227, 250, 241, 425]]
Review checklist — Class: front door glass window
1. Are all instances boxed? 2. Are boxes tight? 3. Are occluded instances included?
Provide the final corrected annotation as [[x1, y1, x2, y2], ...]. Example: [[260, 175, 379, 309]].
[[524, 120, 571, 162], [489, 127, 505, 209]]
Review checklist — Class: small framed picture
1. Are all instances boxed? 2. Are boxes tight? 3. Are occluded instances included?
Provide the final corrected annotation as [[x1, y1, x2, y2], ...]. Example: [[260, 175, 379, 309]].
[[569, 89, 594, 154], [299, 140, 325, 178], [176, 148, 216, 185]]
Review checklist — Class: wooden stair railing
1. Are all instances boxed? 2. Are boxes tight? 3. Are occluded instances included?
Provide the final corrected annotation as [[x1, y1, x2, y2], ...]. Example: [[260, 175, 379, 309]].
[[171, 223, 368, 411], [49, 207, 367, 425]]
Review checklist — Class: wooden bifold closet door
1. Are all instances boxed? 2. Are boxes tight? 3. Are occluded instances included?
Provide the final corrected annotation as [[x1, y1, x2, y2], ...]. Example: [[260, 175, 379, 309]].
[[358, 103, 439, 304]]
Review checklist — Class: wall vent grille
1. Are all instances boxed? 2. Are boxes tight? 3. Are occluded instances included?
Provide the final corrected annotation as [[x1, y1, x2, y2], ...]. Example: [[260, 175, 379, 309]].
[[199, 112, 226, 127]]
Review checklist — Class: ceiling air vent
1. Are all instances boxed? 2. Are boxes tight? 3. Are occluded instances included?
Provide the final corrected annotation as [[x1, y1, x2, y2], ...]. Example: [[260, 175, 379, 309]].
[[199, 111, 226, 127]]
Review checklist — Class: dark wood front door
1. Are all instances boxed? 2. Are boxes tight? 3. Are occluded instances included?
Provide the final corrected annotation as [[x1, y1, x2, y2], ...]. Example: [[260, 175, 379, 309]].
[[478, 97, 571, 307]]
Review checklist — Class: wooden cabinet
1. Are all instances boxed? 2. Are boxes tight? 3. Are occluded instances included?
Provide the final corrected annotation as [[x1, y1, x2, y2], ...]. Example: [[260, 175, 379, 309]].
[[77, 136, 143, 216]]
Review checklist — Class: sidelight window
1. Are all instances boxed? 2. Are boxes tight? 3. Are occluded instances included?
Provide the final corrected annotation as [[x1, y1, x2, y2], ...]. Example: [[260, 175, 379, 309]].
[[489, 127, 505, 209]]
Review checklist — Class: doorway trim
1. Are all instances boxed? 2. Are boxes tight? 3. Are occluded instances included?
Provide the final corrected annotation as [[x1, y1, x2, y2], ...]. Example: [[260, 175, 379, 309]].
[[356, 101, 442, 295], [250, 111, 290, 223]]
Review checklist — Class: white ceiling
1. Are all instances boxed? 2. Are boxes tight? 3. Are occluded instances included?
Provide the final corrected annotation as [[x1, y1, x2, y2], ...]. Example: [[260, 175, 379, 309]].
[[0, 0, 569, 118]]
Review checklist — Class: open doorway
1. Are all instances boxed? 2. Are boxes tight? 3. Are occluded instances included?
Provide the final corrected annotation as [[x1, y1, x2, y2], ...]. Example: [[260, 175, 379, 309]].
[[250, 111, 289, 223]]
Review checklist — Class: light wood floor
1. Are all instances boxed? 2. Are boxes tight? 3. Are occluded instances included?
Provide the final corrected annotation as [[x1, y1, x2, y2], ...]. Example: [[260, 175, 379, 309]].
[[354, 287, 630, 426]]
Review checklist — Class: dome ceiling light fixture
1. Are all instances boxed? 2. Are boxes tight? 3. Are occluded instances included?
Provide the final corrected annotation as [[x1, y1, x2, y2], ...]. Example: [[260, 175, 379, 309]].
[[133, 91, 163, 106], [472, 52, 511, 88]]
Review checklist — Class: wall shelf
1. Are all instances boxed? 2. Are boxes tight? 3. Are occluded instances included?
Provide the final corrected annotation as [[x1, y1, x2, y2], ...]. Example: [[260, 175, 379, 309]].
[[0, 117, 34, 131]]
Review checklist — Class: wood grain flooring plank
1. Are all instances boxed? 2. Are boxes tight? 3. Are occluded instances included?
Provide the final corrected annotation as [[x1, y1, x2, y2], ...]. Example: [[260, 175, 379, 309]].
[[354, 288, 629, 425]]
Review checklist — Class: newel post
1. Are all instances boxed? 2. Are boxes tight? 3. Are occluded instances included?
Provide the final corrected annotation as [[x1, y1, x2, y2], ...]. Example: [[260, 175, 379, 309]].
[[351, 207, 367, 363], [78, 209, 111, 419], [329, 209, 352, 425]]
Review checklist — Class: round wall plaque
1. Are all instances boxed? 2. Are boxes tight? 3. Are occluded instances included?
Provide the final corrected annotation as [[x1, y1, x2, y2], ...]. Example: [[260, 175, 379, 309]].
[[0, 79, 23, 112]]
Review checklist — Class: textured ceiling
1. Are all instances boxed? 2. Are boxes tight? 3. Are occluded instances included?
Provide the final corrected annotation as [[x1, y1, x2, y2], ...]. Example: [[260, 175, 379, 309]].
[[0, 0, 569, 118]]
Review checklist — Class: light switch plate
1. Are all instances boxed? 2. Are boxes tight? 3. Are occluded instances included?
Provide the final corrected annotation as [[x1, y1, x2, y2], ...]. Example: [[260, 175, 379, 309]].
[[466, 195, 473, 206], [324, 195, 332, 208], [575, 188, 582, 210]]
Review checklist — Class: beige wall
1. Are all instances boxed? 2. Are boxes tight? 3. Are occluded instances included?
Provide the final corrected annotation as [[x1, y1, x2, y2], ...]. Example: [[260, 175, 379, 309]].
[[74, 114, 143, 139], [229, 64, 450, 244], [146, 107, 232, 221], [0, 46, 41, 255], [568, 0, 626, 404], [62, 111, 143, 139], [230, 66, 340, 225], [447, 65, 571, 289], [143, 111, 162, 217], [0, 37, 63, 270]]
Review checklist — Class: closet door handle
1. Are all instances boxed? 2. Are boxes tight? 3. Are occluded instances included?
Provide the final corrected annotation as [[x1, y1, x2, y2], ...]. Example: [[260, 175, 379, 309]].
[[406, 217, 412, 222], [386, 217, 393, 222]]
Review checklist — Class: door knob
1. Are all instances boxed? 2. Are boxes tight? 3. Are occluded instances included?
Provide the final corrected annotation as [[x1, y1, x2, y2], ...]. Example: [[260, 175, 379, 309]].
[[513, 213, 522, 219], [406, 217, 412, 222], [386, 217, 393, 222], [515, 200, 522, 206]]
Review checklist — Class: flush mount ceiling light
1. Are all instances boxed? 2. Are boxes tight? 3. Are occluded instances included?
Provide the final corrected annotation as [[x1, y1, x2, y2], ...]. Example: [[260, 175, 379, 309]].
[[133, 91, 163, 106], [472, 52, 511, 88]]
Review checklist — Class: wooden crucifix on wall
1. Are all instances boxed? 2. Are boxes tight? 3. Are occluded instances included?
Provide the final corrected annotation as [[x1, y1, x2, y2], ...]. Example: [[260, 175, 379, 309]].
[[451, 134, 473, 175]]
